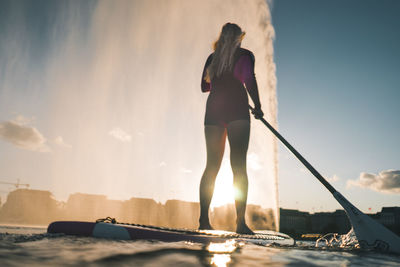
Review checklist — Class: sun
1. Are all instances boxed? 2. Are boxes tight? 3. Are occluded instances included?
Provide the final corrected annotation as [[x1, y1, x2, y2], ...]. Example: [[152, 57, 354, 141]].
[[210, 159, 235, 208]]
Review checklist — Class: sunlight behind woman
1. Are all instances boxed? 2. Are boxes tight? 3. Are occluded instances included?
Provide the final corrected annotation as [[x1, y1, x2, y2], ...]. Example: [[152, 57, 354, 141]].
[[210, 159, 235, 208]]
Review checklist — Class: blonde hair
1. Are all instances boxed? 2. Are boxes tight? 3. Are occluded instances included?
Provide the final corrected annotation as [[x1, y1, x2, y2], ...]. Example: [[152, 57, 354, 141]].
[[207, 23, 245, 80]]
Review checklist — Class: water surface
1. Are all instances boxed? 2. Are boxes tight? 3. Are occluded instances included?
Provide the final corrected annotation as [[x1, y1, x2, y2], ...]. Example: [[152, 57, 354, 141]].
[[1, 225, 399, 266]]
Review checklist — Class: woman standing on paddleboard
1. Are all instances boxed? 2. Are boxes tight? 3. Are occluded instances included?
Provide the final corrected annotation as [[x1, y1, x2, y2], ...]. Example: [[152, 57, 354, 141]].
[[199, 23, 263, 234]]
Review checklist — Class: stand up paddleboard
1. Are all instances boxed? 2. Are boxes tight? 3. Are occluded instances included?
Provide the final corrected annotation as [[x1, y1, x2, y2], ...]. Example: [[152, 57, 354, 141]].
[[47, 218, 294, 246]]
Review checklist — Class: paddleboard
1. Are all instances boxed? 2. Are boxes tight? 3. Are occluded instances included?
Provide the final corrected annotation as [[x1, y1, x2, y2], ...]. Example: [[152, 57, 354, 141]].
[[47, 220, 294, 246]]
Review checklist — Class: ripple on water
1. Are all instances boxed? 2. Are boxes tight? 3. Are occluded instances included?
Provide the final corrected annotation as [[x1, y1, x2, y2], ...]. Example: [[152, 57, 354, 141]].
[[0, 226, 399, 266]]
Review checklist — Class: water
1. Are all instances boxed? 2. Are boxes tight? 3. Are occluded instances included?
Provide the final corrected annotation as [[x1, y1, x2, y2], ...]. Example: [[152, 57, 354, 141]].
[[1, 225, 399, 266]]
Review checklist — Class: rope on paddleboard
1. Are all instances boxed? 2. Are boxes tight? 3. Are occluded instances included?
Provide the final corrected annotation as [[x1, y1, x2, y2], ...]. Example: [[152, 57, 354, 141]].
[[94, 217, 288, 241], [96, 217, 116, 224]]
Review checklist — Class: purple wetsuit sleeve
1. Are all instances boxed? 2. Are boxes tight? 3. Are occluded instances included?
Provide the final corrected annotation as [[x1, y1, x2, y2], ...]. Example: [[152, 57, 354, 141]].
[[234, 53, 261, 109], [201, 54, 213, 92]]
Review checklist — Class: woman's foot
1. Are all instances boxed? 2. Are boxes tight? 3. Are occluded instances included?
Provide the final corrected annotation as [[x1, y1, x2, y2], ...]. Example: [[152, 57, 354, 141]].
[[198, 223, 214, 230], [236, 222, 254, 235], [198, 219, 214, 230]]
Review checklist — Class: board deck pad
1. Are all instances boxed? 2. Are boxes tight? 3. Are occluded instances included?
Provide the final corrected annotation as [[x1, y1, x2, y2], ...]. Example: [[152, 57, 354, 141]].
[[47, 221, 294, 246]]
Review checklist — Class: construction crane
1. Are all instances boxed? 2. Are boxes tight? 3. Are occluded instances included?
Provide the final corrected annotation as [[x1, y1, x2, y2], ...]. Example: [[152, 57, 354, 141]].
[[0, 179, 30, 189]]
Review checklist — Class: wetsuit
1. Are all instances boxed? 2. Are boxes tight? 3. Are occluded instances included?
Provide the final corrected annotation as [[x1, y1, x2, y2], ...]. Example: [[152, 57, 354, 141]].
[[201, 48, 261, 127]]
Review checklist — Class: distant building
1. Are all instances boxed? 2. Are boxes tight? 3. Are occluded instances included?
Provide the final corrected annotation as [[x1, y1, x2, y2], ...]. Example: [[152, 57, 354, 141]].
[[280, 207, 400, 237], [375, 207, 400, 236], [333, 209, 351, 233], [310, 210, 350, 234], [280, 208, 309, 236], [0, 189, 59, 225], [280, 208, 351, 237], [122, 197, 163, 225], [164, 199, 200, 228], [0, 188, 398, 237]]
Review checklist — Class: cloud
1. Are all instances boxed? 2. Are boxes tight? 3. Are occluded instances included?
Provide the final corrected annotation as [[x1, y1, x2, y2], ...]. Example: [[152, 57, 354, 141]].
[[13, 115, 34, 125], [0, 119, 50, 152], [327, 174, 340, 183], [54, 136, 71, 148], [347, 170, 400, 194], [108, 127, 132, 142]]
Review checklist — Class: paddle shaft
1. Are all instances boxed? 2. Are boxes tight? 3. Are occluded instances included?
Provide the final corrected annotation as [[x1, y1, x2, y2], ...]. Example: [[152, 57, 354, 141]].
[[250, 105, 400, 253], [249, 105, 336, 194]]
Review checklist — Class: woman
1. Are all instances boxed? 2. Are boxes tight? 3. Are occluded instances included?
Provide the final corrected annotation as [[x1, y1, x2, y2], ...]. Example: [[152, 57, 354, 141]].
[[199, 23, 264, 234]]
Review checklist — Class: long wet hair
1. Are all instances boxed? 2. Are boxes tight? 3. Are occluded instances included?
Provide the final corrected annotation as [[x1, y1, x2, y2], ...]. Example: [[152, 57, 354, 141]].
[[207, 23, 245, 79]]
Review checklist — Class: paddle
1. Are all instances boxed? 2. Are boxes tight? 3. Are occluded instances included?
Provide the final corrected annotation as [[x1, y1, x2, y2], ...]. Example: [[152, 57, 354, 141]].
[[249, 105, 400, 254]]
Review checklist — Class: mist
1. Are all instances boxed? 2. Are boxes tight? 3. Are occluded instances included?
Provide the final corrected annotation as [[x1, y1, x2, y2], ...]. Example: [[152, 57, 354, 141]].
[[0, 0, 278, 229]]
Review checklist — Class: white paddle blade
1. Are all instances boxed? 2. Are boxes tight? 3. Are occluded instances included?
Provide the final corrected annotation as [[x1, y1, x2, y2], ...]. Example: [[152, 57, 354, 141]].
[[333, 192, 400, 254]]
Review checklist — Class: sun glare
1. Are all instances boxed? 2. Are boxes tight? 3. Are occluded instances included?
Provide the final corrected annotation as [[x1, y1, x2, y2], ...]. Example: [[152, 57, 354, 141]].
[[208, 240, 237, 267], [210, 159, 235, 208]]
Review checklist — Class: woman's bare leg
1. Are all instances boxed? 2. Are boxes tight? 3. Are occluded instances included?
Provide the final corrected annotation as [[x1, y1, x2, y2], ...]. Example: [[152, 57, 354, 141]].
[[199, 125, 226, 230], [227, 120, 253, 234]]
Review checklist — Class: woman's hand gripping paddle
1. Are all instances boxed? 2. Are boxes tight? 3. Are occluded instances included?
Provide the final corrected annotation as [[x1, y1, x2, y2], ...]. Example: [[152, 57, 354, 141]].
[[249, 105, 400, 254]]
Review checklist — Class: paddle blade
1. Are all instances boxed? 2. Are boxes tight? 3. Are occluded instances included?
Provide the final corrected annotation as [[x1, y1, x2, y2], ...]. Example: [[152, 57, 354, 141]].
[[333, 192, 400, 254]]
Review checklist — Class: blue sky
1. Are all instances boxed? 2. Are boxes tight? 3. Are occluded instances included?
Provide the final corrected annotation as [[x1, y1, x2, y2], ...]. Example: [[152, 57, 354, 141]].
[[272, 0, 400, 212]]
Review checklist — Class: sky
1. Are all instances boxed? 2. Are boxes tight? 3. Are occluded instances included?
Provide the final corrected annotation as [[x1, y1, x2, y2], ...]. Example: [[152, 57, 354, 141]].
[[272, 0, 400, 213], [0, 0, 399, 215]]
